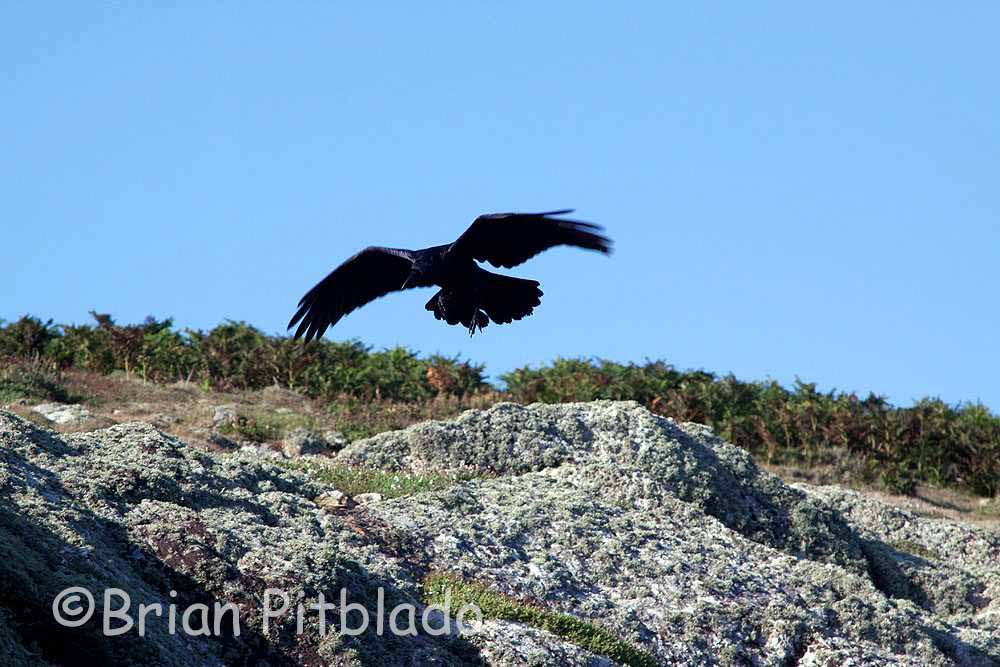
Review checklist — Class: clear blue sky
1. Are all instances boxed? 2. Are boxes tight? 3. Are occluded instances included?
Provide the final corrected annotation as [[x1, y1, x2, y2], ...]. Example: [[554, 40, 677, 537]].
[[3, 4, 998, 409]]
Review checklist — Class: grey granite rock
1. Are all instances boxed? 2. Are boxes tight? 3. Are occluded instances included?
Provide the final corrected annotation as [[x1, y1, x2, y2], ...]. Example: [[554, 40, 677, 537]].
[[2, 401, 997, 666], [0, 411, 483, 666], [32, 401, 92, 425], [324, 429, 348, 452], [339, 401, 1000, 666], [282, 426, 332, 457], [211, 405, 237, 428]]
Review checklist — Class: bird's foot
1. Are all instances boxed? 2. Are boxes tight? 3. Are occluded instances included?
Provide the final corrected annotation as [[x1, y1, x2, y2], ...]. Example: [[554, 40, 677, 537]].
[[467, 309, 488, 336]]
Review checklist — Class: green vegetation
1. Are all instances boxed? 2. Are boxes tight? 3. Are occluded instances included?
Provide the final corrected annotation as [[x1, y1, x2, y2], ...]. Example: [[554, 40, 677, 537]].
[[2, 314, 998, 497], [975, 498, 1000, 519], [422, 573, 657, 667], [283, 459, 476, 498], [217, 409, 316, 443], [888, 540, 938, 560], [0, 357, 73, 403], [0, 313, 485, 400]]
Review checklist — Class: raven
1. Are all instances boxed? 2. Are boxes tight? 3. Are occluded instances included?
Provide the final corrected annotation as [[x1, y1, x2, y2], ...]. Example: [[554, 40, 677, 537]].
[[288, 210, 612, 340]]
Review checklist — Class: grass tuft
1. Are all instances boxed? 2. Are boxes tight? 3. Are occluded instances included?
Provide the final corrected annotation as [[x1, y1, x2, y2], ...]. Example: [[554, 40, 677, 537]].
[[888, 540, 937, 560], [217, 409, 316, 443], [422, 573, 657, 667], [974, 498, 1000, 519]]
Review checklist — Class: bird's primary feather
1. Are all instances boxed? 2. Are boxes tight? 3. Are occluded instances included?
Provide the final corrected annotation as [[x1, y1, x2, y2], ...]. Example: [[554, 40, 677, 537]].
[[287, 246, 414, 342], [447, 210, 612, 269]]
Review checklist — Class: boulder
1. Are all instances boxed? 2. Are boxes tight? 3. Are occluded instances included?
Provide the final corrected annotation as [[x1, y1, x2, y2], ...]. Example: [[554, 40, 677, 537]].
[[1, 402, 997, 666], [210, 405, 237, 428], [32, 402, 92, 425], [282, 426, 332, 457]]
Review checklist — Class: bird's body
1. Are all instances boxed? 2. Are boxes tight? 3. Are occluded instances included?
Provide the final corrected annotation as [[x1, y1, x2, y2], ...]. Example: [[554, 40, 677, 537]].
[[288, 210, 611, 340]]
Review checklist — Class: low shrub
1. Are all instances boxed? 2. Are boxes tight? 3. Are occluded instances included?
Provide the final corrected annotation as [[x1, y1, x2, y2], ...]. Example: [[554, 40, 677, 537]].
[[0, 316, 58, 358], [1, 313, 487, 402], [0, 356, 73, 404]]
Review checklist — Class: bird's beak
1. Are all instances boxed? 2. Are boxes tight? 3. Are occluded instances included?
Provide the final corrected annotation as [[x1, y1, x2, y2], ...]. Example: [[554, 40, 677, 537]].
[[401, 276, 413, 289]]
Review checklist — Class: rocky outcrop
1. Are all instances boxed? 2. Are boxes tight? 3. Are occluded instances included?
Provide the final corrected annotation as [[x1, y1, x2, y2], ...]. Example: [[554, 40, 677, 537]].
[[1, 402, 997, 666], [31, 401, 92, 425]]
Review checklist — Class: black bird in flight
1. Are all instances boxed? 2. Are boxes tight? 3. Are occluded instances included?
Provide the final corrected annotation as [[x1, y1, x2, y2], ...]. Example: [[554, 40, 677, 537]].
[[288, 210, 612, 340]]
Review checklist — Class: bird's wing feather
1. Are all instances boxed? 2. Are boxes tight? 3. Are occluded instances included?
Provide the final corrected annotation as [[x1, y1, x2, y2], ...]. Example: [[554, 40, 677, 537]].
[[287, 246, 414, 342], [446, 210, 612, 269]]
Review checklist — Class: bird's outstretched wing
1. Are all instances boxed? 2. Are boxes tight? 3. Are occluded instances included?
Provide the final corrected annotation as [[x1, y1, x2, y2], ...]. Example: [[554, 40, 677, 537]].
[[287, 246, 414, 342], [446, 210, 612, 269]]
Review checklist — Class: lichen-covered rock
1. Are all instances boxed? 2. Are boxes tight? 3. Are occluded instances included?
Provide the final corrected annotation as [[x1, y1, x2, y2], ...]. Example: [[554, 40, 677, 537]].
[[803, 484, 1000, 659], [282, 426, 332, 457], [469, 621, 615, 666], [0, 412, 483, 666], [338, 402, 867, 572], [32, 401, 92, 424], [325, 429, 348, 451], [211, 405, 237, 428], [2, 402, 998, 666], [340, 401, 1000, 666]]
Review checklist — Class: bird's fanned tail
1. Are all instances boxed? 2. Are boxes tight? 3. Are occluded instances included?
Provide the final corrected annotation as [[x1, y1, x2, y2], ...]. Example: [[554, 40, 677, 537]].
[[424, 271, 542, 336]]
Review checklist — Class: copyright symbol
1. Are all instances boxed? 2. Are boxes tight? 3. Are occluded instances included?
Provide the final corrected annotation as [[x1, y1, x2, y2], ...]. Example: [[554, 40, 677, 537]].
[[52, 586, 95, 627]]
